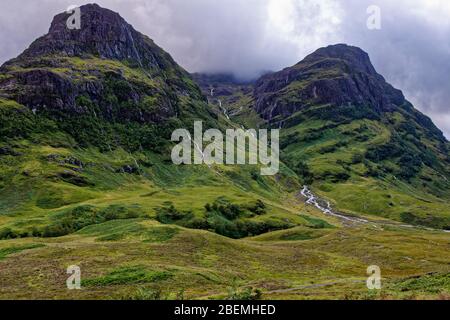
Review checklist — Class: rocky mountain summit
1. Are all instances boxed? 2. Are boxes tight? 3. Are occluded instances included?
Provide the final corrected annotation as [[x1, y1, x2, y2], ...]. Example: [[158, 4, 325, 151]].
[[0, 4, 209, 150], [254, 44, 405, 121], [0, 4, 204, 118], [11, 3, 171, 70]]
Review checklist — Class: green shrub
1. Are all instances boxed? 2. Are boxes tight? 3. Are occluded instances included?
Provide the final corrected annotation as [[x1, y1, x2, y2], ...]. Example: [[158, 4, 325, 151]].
[[159, 199, 290, 239], [0, 228, 19, 240], [0, 101, 50, 139], [351, 153, 364, 164], [398, 153, 422, 180], [293, 161, 314, 185], [400, 212, 450, 230], [83, 266, 172, 287], [245, 200, 267, 215], [300, 215, 334, 229], [391, 273, 450, 294], [41, 204, 144, 238], [227, 285, 262, 300], [156, 204, 193, 224]]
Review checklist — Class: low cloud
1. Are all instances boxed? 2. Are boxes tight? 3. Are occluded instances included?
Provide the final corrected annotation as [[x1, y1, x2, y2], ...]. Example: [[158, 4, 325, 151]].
[[0, 0, 448, 138]]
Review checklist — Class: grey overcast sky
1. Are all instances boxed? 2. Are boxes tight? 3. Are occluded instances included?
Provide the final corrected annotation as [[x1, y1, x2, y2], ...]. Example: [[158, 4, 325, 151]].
[[0, 0, 449, 138]]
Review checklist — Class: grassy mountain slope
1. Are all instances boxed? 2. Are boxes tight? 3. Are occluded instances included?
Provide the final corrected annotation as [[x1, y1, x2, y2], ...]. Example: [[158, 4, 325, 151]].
[[196, 45, 450, 230], [0, 6, 448, 300], [0, 3, 302, 241]]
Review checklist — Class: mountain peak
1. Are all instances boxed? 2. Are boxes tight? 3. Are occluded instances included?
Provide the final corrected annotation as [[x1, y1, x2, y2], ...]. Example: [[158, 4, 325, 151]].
[[16, 3, 160, 67], [301, 44, 377, 75], [47, 3, 122, 34], [254, 44, 405, 120], [0, 3, 203, 125]]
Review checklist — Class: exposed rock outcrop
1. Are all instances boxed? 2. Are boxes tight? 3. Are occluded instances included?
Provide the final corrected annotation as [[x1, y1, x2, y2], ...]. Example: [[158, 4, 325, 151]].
[[0, 4, 203, 124], [253, 44, 405, 121]]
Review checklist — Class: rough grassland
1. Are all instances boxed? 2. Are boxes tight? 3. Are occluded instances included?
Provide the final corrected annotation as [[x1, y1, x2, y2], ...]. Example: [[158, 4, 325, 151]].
[[0, 187, 449, 300], [0, 136, 448, 300]]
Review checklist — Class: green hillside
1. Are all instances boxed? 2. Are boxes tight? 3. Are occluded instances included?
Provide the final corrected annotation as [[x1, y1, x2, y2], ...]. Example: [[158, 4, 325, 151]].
[[198, 45, 450, 230], [0, 5, 448, 300]]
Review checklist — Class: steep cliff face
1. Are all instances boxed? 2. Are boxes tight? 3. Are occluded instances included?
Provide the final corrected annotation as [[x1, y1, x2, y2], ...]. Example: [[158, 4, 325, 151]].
[[0, 4, 204, 123], [14, 4, 177, 71], [254, 44, 405, 121], [0, 4, 211, 150]]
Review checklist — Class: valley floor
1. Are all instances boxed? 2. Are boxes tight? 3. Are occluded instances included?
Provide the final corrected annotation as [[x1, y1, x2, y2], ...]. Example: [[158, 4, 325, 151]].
[[0, 187, 448, 300]]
